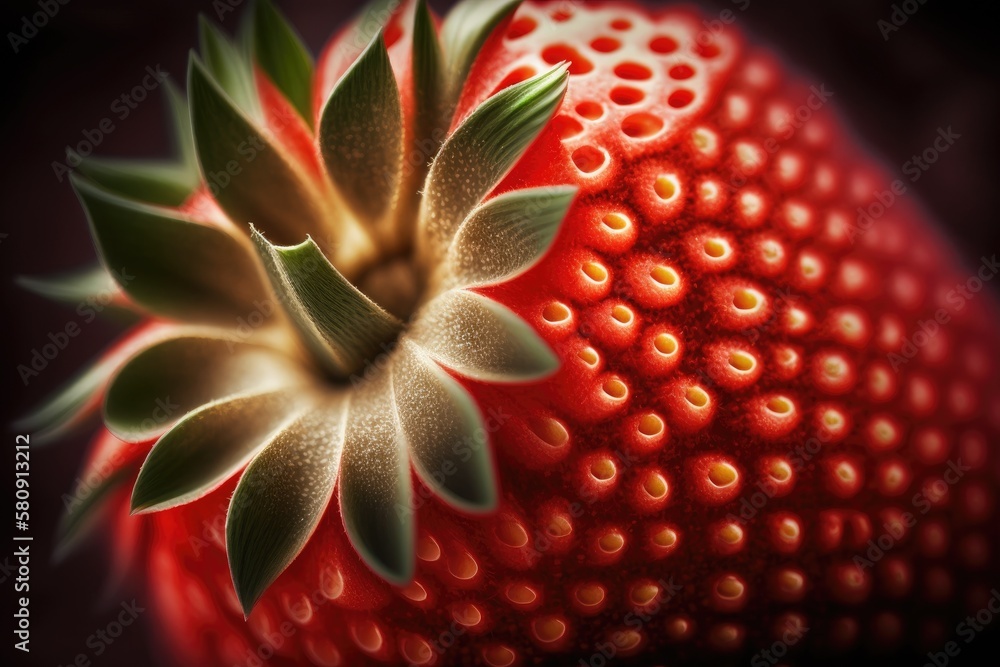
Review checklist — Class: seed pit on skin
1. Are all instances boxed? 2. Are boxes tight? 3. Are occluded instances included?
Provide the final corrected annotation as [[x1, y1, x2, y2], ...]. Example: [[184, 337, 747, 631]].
[[602, 212, 630, 231], [575, 583, 606, 607], [719, 524, 743, 545], [402, 580, 427, 602], [778, 570, 804, 594], [611, 86, 645, 105], [622, 113, 664, 138], [494, 65, 537, 93], [654, 175, 679, 200], [732, 288, 761, 311], [769, 461, 792, 482], [643, 473, 668, 499], [448, 552, 479, 580], [320, 567, 345, 599], [496, 520, 529, 548], [578, 347, 599, 367], [631, 583, 660, 606], [649, 36, 678, 53], [766, 396, 793, 415], [692, 127, 716, 151], [454, 603, 483, 627], [611, 305, 633, 324], [709, 462, 738, 488], [668, 89, 694, 108], [638, 414, 664, 436], [835, 462, 856, 483], [590, 457, 616, 481], [506, 584, 537, 605], [353, 621, 384, 653], [650, 265, 678, 286], [542, 301, 571, 323], [576, 101, 604, 120], [685, 386, 709, 408], [695, 41, 721, 58], [532, 417, 569, 447], [582, 261, 609, 283], [401, 637, 432, 665], [542, 45, 594, 74], [652, 527, 677, 547], [416, 535, 441, 562], [551, 114, 584, 139], [572, 145, 606, 174], [615, 62, 653, 80], [603, 378, 628, 399], [546, 515, 572, 538], [704, 238, 730, 258], [610, 18, 632, 30], [483, 646, 516, 667], [591, 36, 622, 52], [654, 333, 678, 356], [779, 519, 800, 539], [669, 64, 695, 80], [728, 351, 755, 372], [507, 16, 538, 39], [598, 531, 625, 553], [716, 576, 744, 599]]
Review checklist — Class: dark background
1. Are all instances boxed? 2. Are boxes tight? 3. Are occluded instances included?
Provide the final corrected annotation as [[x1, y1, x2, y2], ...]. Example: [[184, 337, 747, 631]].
[[1, 0, 998, 665]]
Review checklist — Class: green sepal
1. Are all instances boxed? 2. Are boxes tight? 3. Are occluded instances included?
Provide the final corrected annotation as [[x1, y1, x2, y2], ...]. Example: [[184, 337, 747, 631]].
[[339, 371, 413, 584], [419, 64, 569, 262], [410, 289, 558, 383], [440, 0, 522, 112], [227, 400, 345, 615], [104, 334, 303, 443], [198, 15, 261, 117], [188, 53, 330, 247], [251, 0, 315, 128], [443, 186, 577, 288], [71, 81, 200, 207], [73, 175, 266, 324], [394, 341, 496, 512], [251, 228, 403, 379], [411, 0, 446, 149], [130, 391, 299, 513], [16, 265, 132, 315], [318, 31, 402, 226]]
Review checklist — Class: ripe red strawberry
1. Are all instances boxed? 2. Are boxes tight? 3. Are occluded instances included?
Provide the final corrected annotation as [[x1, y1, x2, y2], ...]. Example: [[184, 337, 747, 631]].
[[25, 1, 1000, 666]]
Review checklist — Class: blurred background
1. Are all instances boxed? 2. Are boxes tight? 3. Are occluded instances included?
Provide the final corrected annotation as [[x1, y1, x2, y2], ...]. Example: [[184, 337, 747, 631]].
[[1, 0, 998, 665]]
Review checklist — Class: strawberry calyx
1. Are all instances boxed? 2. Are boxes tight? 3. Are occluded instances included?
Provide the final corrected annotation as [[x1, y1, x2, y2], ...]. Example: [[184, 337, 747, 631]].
[[20, 0, 578, 614]]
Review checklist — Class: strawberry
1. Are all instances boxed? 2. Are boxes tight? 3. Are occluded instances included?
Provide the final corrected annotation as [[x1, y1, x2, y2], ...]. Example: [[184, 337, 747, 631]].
[[22, 1, 1000, 666]]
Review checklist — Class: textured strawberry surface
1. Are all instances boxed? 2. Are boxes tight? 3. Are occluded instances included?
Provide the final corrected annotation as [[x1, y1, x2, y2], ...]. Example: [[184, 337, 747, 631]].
[[84, 2, 1000, 665]]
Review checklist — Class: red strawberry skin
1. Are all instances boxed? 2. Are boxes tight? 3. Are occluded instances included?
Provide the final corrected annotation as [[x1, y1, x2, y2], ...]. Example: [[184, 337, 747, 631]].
[[83, 2, 1000, 665]]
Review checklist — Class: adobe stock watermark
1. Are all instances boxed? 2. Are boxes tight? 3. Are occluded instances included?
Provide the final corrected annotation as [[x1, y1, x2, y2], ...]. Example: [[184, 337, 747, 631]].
[[849, 126, 960, 242], [724, 418, 841, 527], [60, 449, 131, 515], [750, 617, 809, 667], [923, 589, 1000, 667], [878, 0, 931, 41], [16, 267, 134, 386], [212, 0, 246, 21], [51, 66, 171, 182], [7, 0, 71, 53], [694, 0, 751, 49], [887, 254, 998, 371], [853, 457, 970, 571], [577, 577, 683, 667]]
